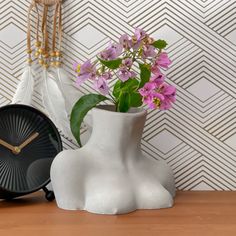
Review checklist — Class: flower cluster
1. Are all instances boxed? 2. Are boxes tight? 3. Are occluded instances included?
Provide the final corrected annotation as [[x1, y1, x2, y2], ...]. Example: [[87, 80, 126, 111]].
[[139, 53, 176, 110], [73, 28, 176, 112]]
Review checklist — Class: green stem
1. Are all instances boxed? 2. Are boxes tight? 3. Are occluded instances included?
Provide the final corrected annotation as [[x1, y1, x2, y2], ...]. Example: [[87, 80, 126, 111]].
[[108, 92, 116, 104]]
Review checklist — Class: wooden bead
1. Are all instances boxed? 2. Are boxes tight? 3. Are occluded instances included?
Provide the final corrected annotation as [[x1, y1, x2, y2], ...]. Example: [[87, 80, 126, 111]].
[[35, 41, 41, 47], [55, 61, 61, 67], [50, 61, 56, 66], [38, 59, 44, 65], [50, 51, 56, 57], [38, 48, 44, 54], [43, 63, 49, 69], [26, 58, 33, 64], [55, 51, 61, 57], [26, 49, 32, 54], [43, 53, 49, 58], [35, 52, 39, 58]]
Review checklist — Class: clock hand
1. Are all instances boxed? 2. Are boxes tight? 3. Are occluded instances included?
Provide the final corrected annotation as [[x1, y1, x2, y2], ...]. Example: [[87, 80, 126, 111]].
[[18, 132, 39, 150], [0, 139, 15, 152]]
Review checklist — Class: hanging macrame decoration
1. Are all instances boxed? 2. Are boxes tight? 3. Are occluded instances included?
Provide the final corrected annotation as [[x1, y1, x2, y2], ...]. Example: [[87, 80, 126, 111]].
[[12, 1, 38, 104], [12, 0, 82, 140]]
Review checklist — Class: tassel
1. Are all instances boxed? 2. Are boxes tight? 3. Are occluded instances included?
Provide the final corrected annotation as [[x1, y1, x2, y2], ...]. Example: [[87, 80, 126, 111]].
[[12, 65, 35, 105], [39, 2, 74, 140], [51, 2, 81, 114], [52, 2, 83, 117]]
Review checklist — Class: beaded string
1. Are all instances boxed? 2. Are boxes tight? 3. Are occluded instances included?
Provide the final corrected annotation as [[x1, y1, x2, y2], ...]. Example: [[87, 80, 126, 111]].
[[26, 0, 37, 65], [27, 0, 63, 69], [50, 1, 62, 67], [39, 4, 49, 68]]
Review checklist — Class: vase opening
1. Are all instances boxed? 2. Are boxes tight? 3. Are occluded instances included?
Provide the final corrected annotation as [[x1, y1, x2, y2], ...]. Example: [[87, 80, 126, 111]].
[[95, 105, 146, 116]]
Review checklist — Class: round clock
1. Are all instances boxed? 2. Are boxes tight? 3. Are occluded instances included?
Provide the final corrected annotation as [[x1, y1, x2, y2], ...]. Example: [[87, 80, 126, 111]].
[[0, 104, 62, 201]]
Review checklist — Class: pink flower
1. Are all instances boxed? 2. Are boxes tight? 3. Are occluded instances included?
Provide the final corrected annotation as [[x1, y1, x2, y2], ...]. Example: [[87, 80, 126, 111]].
[[76, 60, 96, 86], [159, 83, 176, 110], [118, 67, 136, 82], [151, 63, 160, 75], [138, 82, 156, 97], [145, 93, 165, 109], [119, 34, 132, 49], [142, 45, 156, 58], [138, 80, 176, 110], [93, 74, 110, 95], [139, 82, 164, 109], [122, 58, 133, 67], [156, 52, 172, 69], [100, 43, 123, 60], [150, 73, 165, 86]]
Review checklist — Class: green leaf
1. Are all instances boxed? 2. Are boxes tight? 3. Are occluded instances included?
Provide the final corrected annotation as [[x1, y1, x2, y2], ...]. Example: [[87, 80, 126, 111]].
[[122, 79, 139, 92], [152, 39, 168, 49], [117, 92, 130, 112], [139, 63, 151, 88], [98, 57, 122, 69], [113, 80, 122, 98], [130, 93, 143, 107], [113, 79, 139, 99], [70, 94, 108, 146]]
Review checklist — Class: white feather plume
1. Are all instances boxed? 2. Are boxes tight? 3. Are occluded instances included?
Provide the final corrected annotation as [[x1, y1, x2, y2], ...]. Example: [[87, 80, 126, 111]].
[[55, 67, 92, 144], [55, 67, 83, 114], [41, 69, 73, 139], [12, 65, 35, 105]]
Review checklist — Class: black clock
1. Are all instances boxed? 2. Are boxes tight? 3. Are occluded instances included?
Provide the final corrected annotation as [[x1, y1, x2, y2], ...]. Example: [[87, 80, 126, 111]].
[[0, 104, 62, 201]]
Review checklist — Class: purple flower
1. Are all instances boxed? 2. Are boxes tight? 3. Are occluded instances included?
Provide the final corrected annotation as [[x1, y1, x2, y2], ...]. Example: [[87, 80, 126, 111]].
[[142, 45, 156, 59], [150, 73, 165, 86], [101, 71, 113, 80], [134, 28, 147, 41], [76, 60, 96, 86], [73, 62, 81, 73], [119, 34, 132, 49], [118, 67, 137, 82], [100, 48, 116, 61], [93, 75, 109, 95], [112, 43, 123, 56], [122, 58, 133, 67], [159, 83, 176, 110], [156, 52, 172, 69], [100, 43, 123, 60], [131, 28, 147, 50]]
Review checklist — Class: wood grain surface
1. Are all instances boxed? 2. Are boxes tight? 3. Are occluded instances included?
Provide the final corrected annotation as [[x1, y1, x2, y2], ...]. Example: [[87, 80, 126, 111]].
[[0, 191, 236, 236]]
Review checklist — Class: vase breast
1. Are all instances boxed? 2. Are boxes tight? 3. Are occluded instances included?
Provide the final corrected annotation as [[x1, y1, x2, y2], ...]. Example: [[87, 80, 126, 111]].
[[51, 105, 176, 214]]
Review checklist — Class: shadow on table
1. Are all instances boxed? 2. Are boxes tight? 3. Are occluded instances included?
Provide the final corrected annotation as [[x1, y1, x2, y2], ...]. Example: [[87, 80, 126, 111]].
[[0, 191, 48, 208]]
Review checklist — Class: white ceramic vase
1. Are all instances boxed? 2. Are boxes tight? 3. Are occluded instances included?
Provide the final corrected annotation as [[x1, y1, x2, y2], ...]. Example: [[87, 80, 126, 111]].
[[50, 105, 176, 214]]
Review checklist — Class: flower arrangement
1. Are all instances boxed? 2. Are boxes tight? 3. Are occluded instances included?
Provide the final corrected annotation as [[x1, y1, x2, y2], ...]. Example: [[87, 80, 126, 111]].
[[71, 28, 176, 146]]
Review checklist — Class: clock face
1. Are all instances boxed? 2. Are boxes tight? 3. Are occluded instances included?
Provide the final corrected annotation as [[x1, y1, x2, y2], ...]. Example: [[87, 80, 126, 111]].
[[0, 104, 62, 196]]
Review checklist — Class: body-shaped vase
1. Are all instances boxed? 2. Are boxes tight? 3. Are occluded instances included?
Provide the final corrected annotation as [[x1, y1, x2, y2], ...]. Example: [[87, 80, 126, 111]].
[[51, 106, 175, 214]]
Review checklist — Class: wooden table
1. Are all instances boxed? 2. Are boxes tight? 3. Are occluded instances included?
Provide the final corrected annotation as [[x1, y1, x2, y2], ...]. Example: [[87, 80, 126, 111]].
[[0, 191, 236, 236]]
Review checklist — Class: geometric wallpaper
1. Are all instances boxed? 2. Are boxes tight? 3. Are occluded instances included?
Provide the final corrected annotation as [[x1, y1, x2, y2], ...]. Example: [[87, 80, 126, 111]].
[[0, 0, 236, 190]]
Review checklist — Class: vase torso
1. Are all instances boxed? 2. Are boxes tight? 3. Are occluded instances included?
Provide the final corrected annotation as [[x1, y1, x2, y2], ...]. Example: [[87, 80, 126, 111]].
[[51, 105, 175, 214]]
